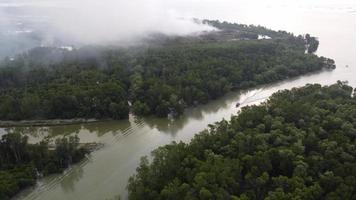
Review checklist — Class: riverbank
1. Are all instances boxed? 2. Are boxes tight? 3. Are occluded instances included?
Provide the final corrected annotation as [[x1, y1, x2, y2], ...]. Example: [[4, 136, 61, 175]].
[[0, 70, 334, 128], [0, 133, 91, 200], [0, 118, 104, 128]]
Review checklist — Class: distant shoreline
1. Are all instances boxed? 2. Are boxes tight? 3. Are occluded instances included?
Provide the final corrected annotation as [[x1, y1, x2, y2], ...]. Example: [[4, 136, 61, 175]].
[[0, 118, 105, 128]]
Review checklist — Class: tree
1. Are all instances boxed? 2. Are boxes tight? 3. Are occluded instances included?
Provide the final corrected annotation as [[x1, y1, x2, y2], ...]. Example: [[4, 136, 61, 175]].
[[128, 83, 356, 200]]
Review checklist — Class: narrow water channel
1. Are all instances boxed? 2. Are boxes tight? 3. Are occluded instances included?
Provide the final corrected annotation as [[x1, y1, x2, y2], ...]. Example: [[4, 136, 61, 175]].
[[4, 1, 356, 200]]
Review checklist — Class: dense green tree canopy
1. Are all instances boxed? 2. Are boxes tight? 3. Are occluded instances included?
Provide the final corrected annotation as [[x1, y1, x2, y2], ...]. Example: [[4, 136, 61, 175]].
[[0, 133, 88, 200], [128, 82, 356, 200], [0, 20, 334, 120]]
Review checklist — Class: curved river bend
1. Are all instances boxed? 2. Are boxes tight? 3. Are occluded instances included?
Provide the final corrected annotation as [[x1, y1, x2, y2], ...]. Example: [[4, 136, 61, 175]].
[[2, 1, 356, 200]]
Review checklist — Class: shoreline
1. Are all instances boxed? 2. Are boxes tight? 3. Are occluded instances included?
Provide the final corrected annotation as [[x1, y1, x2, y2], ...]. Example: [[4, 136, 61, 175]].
[[0, 69, 335, 128], [0, 118, 106, 128]]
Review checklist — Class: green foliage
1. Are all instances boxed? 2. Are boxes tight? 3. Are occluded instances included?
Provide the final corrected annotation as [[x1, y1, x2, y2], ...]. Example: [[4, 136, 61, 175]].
[[0, 21, 333, 120], [305, 34, 319, 54], [0, 165, 36, 200], [128, 83, 356, 200], [0, 133, 88, 199]]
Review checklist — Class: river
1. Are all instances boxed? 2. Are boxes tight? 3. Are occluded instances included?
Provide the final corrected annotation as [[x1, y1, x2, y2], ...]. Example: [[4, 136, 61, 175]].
[[3, 1, 356, 200]]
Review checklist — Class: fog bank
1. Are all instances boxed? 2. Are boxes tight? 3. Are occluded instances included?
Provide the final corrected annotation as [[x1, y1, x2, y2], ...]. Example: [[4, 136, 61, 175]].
[[0, 0, 214, 57], [38, 0, 214, 44], [1, 0, 355, 58]]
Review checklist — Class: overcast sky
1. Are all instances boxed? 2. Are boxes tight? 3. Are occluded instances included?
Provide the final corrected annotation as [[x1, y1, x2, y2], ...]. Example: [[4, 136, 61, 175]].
[[0, 0, 355, 46]]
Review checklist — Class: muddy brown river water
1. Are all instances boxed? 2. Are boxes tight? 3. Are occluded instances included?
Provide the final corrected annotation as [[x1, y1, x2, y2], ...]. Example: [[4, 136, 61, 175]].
[[3, 1, 356, 199]]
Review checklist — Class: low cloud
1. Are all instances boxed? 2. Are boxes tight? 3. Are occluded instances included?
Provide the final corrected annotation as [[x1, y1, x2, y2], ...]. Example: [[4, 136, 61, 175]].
[[0, 0, 214, 46]]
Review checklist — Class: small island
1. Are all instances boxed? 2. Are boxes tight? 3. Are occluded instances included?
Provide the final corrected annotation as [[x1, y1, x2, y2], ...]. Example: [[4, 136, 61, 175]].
[[0, 134, 93, 199]]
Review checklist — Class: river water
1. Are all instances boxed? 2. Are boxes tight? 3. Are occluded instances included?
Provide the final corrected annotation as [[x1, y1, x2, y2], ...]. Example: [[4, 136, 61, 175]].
[[2, 1, 356, 200]]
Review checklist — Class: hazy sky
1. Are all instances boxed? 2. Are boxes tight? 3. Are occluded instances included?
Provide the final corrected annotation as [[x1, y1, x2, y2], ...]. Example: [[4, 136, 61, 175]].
[[0, 0, 355, 47]]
